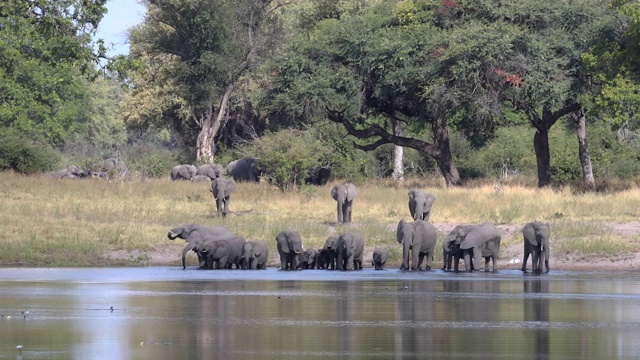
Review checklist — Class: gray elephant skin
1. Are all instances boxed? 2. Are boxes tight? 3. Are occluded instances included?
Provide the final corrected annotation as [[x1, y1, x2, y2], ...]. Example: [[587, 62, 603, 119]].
[[227, 157, 263, 182], [242, 240, 269, 269], [275, 230, 304, 270], [198, 235, 246, 269], [93, 157, 127, 174], [521, 221, 551, 273], [167, 223, 236, 269], [191, 174, 210, 182], [171, 164, 197, 180], [336, 231, 365, 270], [331, 183, 357, 224], [408, 189, 436, 221], [317, 236, 338, 269], [444, 223, 502, 272], [197, 164, 224, 180], [372, 248, 388, 270], [297, 248, 318, 269], [397, 219, 438, 271], [210, 176, 236, 217]]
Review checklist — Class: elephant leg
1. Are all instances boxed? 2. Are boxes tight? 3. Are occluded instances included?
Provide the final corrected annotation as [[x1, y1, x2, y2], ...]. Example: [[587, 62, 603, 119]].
[[279, 253, 287, 270], [291, 254, 298, 270], [345, 202, 353, 223], [216, 197, 223, 217], [336, 202, 344, 223], [251, 258, 258, 270], [218, 255, 229, 269], [532, 251, 540, 274], [463, 251, 472, 272], [521, 244, 530, 272]]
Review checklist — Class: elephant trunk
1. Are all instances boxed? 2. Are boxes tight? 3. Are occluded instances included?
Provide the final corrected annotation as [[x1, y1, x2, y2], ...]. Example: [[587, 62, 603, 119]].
[[168, 232, 179, 240]]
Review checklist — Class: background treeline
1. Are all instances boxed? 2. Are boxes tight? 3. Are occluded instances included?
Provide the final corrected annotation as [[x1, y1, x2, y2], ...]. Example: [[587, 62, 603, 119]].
[[2, 0, 640, 190]]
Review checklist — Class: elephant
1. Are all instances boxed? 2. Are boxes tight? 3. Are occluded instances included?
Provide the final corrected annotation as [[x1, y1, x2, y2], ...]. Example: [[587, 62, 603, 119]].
[[210, 176, 236, 217], [275, 230, 304, 270], [318, 236, 339, 269], [191, 174, 211, 182], [372, 248, 389, 270], [396, 219, 438, 271], [197, 163, 225, 180], [336, 231, 365, 270], [227, 157, 263, 182], [296, 248, 318, 269], [408, 189, 436, 221], [304, 166, 331, 186], [171, 164, 197, 181], [93, 157, 127, 175], [521, 221, 551, 274], [241, 240, 269, 269], [198, 235, 246, 269], [443, 223, 502, 272], [167, 223, 236, 269], [331, 182, 357, 224]]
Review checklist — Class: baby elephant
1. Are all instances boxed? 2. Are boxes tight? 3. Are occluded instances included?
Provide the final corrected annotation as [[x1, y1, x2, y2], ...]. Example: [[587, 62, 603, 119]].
[[372, 248, 388, 270]]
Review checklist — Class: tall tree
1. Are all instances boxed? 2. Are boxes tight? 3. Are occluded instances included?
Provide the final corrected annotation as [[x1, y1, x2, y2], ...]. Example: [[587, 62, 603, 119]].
[[126, 0, 284, 162], [0, 0, 108, 145]]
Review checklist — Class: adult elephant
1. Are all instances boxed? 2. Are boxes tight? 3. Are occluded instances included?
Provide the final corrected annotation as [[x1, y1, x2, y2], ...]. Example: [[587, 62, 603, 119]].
[[318, 236, 338, 269], [241, 240, 269, 269], [336, 231, 365, 270], [171, 164, 197, 181], [167, 223, 236, 269], [396, 219, 438, 271], [331, 182, 357, 224], [275, 230, 303, 270], [197, 163, 224, 180], [408, 189, 436, 221], [227, 157, 263, 182], [304, 166, 331, 186], [210, 176, 236, 217], [296, 248, 318, 269], [93, 157, 127, 175], [372, 248, 389, 270], [198, 236, 246, 269], [444, 223, 502, 272], [522, 221, 551, 274]]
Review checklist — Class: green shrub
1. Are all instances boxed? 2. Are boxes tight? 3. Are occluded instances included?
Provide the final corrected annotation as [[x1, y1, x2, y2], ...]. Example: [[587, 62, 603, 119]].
[[0, 127, 59, 174]]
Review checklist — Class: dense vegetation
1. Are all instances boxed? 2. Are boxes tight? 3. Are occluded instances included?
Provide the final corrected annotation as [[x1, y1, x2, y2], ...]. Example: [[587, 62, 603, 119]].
[[2, 0, 640, 190]]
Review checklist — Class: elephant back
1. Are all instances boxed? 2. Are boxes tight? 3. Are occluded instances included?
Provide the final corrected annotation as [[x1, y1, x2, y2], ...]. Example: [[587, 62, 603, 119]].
[[414, 220, 438, 251]]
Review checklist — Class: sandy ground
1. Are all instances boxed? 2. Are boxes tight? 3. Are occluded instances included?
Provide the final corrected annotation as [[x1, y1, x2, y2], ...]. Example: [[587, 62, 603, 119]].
[[109, 222, 640, 271]]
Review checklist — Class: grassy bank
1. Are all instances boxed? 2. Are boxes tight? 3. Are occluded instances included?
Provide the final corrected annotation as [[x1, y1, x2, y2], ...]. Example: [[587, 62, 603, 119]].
[[1, 171, 640, 267]]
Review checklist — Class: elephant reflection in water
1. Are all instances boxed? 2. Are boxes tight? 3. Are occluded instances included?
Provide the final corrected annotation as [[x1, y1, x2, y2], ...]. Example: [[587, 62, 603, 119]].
[[524, 280, 550, 360], [393, 282, 440, 355]]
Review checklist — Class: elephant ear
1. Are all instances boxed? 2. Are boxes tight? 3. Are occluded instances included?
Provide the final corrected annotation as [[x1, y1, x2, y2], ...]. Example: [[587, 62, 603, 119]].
[[460, 227, 482, 250], [227, 179, 236, 193], [408, 189, 417, 201], [396, 220, 407, 244], [347, 184, 358, 201], [277, 233, 290, 254], [330, 185, 340, 200], [425, 193, 436, 209], [523, 223, 540, 246]]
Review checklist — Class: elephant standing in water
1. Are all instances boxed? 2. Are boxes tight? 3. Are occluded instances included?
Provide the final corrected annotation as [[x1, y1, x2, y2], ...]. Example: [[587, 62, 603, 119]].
[[275, 230, 304, 270], [167, 223, 236, 269], [198, 235, 246, 269], [331, 183, 357, 224], [397, 219, 438, 271], [372, 248, 388, 270], [408, 189, 436, 221], [297, 248, 318, 269], [336, 231, 365, 270], [317, 236, 339, 269], [241, 240, 269, 269], [443, 223, 501, 272], [522, 221, 551, 273], [211, 176, 236, 217]]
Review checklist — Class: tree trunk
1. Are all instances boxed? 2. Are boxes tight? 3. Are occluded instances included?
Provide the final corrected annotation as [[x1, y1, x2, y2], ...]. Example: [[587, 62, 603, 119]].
[[533, 128, 551, 188], [433, 115, 461, 187], [572, 109, 596, 191], [196, 82, 236, 163], [392, 120, 404, 181]]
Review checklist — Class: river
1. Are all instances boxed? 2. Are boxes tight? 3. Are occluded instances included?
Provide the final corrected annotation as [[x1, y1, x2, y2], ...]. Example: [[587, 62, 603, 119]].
[[1, 267, 639, 359]]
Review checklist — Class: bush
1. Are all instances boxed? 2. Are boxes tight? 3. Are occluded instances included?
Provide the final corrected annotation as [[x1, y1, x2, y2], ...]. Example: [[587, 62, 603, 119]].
[[0, 127, 59, 174]]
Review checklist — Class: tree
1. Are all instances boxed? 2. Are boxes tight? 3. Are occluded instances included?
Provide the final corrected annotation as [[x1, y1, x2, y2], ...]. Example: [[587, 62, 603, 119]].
[[0, 0, 108, 145], [125, 0, 285, 163]]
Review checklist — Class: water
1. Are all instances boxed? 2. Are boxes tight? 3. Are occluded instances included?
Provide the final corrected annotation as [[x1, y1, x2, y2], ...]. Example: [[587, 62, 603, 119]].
[[1, 268, 640, 359]]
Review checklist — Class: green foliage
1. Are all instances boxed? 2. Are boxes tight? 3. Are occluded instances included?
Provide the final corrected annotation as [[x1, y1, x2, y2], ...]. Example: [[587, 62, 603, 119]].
[[246, 129, 332, 190], [0, 127, 59, 174]]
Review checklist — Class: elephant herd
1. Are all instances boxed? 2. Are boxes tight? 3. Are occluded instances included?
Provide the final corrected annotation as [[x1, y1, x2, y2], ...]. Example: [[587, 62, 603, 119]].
[[168, 187, 551, 274], [56, 157, 127, 180]]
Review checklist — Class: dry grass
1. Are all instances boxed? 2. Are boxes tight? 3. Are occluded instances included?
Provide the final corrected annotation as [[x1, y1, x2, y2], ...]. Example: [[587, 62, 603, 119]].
[[1, 171, 640, 266]]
